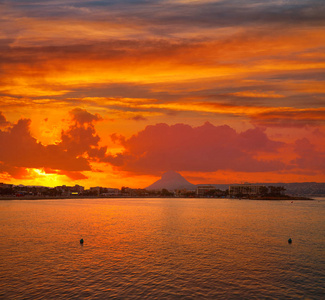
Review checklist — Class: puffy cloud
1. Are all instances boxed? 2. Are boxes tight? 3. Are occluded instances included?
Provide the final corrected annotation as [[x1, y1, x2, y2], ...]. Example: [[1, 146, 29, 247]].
[[238, 128, 283, 152], [293, 138, 325, 172], [0, 109, 105, 179], [0, 112, 10, 128], [129, 115, 147, 121], [69, 108, 102, 125], [0, 163, 31, 180], [1, 108, 324, 183], [107, 122, 286, 174], [60, 124, 100, 156]]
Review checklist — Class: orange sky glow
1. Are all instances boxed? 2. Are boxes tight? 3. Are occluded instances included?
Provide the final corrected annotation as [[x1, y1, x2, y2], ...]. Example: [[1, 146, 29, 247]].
[[0, 0, 324, 188]]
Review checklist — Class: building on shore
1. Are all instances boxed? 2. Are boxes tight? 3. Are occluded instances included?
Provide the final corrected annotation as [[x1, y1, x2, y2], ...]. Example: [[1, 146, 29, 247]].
[[55, 185, 84, 196], [229, 184, 266, 197], [0, 183, 13, 189], [196, 185, 217, 196], [100, 188, 120, 197]]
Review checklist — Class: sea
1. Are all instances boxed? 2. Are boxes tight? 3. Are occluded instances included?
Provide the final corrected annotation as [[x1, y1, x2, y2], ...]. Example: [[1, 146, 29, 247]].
[[0, 197, 324, 299]]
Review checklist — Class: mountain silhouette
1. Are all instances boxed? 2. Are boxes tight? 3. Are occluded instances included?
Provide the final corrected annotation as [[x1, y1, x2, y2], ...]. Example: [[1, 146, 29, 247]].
[[146, 171, 196, 191]]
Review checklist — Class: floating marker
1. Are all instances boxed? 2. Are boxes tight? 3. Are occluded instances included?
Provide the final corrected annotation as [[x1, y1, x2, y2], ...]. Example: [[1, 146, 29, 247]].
[[288, 238, 292, 244], [80, 238, 84, 244]]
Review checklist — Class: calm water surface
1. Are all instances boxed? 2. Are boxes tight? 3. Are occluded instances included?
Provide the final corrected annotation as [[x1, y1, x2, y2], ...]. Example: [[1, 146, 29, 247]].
[[0, 198, 324, 299]]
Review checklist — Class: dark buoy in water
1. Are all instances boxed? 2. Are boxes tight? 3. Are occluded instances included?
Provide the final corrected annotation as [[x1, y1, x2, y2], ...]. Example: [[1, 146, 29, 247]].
[[80, 238, 84, 244], [288, 238, 292, 244]]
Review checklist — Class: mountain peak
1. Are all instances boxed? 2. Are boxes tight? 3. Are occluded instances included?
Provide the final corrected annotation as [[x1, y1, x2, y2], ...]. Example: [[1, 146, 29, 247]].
[[161, 170, 184, 180], [146, 171, 196, 191]]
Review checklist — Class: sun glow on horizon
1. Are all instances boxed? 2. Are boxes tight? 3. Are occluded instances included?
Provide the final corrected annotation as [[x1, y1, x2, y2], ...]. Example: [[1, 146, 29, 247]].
[[27, 169, 63, 187]]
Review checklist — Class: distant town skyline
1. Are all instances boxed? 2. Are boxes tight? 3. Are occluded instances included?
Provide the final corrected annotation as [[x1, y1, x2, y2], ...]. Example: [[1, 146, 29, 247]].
[[0, 0, 324, 188], [1, 172, 325, 197]]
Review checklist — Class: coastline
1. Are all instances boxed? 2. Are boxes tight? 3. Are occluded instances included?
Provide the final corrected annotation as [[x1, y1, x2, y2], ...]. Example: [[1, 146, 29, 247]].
[[243, 195, 313, 201], [0, 195, 314, 201]]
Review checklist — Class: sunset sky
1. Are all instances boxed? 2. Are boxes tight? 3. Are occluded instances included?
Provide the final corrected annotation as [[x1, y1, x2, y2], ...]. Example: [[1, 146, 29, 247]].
[[0, 0, 324, 188]]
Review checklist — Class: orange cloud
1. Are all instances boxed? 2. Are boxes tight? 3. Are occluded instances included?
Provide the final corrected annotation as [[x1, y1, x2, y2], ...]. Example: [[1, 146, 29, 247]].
[[0, 109, 106, 180], [229, 91, 284, 98], [107, 122, 287, 174], [105, 121, 325, 180], [293, 138, 325, 171], [1, 0, 325, 186], [250, 108, 325, 128], [0, 112, 10, 128], [1, 26, 324, 97], [1, 109, 324, 186]]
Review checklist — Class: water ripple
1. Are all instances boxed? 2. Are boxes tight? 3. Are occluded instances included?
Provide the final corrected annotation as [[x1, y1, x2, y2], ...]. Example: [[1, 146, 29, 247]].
[[0, 198, 324, 299]]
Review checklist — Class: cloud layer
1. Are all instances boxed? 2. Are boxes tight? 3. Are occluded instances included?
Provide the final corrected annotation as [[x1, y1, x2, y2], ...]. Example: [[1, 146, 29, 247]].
[[0, 109, 324, 184], [0, 0, 324, 185], [107, 122, 325, 176]]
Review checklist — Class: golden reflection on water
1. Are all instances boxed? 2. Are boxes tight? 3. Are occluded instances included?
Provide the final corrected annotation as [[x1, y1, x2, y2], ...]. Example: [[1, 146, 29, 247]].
[[0, 198, 324, 299]]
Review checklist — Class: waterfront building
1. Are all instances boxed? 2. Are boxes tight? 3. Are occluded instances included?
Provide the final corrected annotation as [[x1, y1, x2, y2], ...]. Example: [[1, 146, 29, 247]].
[[229, 184, 266, 197], [71, 185, 84, 194], [0, 183, 13, 189], [101, 188, 120, 197], [196, 185, 217, 196]]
